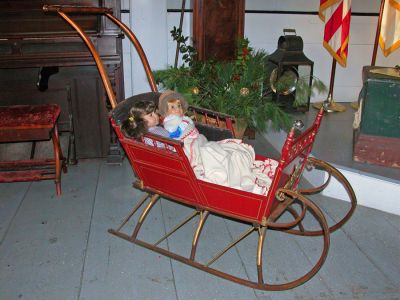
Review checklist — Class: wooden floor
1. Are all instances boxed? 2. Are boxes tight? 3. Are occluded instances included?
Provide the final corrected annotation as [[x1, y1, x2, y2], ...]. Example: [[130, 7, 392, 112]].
[[0, 158, 399, 300]]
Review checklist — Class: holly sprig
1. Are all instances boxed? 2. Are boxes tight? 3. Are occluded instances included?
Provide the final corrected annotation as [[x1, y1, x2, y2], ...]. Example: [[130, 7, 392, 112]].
[[170, 26, 197, 67]]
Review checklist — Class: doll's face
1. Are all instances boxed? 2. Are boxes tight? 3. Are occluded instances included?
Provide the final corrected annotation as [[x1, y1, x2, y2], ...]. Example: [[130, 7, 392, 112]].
[[167, 99, 183, 116], [143, 111, 160, 128]]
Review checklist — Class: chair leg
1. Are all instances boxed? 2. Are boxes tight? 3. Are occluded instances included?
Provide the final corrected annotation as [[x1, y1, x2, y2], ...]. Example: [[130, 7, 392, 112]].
[[30, 141, 36, 159], [51, 124, 63, 196]]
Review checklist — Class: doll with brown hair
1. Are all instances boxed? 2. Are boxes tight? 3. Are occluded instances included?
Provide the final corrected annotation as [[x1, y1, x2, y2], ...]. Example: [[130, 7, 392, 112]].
[[158, 90, 197, 140], [121, 99, 169, 146]]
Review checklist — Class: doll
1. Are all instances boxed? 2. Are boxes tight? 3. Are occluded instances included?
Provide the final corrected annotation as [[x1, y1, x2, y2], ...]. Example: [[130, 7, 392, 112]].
[[121, 99, 169, 147], [158, 90, 196, 140]]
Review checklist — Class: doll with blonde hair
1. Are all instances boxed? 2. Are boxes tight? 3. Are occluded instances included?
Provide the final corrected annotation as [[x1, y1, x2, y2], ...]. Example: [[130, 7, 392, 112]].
[[158, 90, 197, 140]]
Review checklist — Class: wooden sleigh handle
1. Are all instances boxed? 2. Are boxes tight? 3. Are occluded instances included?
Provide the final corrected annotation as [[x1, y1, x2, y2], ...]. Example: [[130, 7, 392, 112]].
[[43, 5, 113, 14], [43, 4, 158, 109]]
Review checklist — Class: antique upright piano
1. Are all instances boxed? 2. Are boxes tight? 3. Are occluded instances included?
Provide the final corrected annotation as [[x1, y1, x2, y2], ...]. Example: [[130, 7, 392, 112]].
[[0, 0, 124, 162]]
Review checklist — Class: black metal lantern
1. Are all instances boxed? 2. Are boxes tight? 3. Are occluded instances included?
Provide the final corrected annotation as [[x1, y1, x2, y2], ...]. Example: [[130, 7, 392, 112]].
[[268, 29, 314, 112]]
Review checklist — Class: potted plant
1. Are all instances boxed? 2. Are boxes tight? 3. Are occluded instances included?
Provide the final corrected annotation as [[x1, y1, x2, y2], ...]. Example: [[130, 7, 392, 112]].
[[153, 31, 326, 135]]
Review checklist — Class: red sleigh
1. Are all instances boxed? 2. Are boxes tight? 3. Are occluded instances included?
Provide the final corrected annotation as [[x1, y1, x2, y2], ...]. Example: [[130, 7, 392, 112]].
[[44, 5, 357, 291]]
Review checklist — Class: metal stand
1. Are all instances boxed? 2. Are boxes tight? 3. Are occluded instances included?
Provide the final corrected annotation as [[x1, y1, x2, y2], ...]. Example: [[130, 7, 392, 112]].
[[313, 59, 346, 112], [350, 102, 359, 110], [174, 0, 186, 68], [313, 93, 346, 112]]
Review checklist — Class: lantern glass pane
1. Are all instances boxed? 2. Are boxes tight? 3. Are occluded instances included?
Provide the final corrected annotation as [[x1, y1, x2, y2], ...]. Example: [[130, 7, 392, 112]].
[[298, 65, 312, 78]]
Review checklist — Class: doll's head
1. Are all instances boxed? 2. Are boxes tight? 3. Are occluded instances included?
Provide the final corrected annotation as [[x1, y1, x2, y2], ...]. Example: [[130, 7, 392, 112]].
[[158, 90, 188, 117], [121, 100, 159, 139]]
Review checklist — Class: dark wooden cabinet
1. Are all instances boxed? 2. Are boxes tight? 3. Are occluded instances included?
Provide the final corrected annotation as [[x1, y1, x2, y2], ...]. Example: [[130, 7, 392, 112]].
[[0, 0, 124, 160], [193, 0, 244, 61]]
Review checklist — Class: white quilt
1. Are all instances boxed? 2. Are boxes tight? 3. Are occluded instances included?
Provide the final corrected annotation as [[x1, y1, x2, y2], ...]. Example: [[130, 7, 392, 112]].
[[182, 130, 278, 196]]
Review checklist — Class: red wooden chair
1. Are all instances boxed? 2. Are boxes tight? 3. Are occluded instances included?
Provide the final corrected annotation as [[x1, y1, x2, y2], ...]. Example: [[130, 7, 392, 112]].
[[45, 5, 357, 290], [0, 104, 67, 195]]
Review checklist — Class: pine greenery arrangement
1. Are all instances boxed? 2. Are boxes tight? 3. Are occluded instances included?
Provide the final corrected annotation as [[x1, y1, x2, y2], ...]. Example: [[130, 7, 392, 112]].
[[153, 30, 325, 133]]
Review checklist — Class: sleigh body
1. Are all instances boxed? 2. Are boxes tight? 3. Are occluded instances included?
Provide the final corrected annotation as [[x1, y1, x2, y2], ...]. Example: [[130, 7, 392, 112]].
[[45, 5, 357, 290], [111, 98, 322, 226]]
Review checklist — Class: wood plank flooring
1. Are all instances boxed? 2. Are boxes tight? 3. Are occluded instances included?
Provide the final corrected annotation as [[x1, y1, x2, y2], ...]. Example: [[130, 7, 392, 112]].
[[0, 159, 399, 300]]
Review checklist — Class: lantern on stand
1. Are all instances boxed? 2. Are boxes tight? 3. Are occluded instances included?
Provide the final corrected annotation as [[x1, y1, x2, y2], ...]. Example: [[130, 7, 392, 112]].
[[267, 29, 314, 112]]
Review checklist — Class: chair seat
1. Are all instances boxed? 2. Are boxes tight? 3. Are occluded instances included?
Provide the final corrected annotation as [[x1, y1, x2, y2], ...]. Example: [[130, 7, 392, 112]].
[[0, 104, 61, 142], [0, 104, 60, 129]]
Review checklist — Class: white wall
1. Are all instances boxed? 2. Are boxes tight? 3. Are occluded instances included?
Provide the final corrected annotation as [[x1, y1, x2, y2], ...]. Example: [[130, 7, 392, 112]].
[[123, 0, 168, 98], [126, 1, 400, 102]]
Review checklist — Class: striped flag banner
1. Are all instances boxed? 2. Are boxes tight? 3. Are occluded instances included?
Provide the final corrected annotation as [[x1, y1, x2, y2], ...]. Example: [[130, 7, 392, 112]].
[[319, 0, 352, 67], [379, 0, 400, 57]]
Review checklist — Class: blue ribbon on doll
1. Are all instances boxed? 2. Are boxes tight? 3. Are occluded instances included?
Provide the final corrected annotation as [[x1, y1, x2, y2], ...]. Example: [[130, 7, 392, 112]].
[[169, 127, 182, 139]]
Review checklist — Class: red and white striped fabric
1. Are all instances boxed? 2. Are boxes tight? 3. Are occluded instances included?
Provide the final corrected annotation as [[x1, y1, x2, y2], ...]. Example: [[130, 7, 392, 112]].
[[319, 0, 352, 67]]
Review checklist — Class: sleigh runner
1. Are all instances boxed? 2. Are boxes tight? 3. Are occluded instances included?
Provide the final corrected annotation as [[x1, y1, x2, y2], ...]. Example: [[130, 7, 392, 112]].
[[44, 4, 357, 291]]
